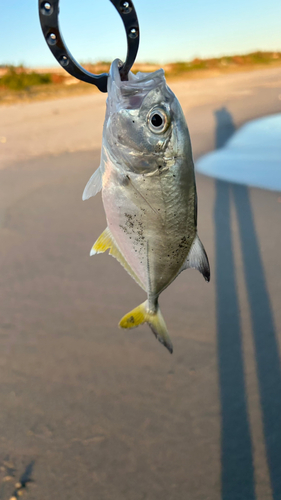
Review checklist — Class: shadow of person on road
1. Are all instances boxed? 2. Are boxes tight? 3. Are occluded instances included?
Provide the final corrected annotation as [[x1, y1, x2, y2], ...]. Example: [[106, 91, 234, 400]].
[[214, 107, 236, 149], [214, 106, 281, 499], [214, 107, 255, 499], [232, 184, 281, 500]]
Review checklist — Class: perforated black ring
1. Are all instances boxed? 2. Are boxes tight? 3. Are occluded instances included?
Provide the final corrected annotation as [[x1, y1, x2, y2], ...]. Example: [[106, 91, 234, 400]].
[[38, 0, 140, 92]]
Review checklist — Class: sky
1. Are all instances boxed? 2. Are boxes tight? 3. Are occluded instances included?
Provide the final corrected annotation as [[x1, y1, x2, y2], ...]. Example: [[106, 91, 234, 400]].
[[1, 0, 281, 68]]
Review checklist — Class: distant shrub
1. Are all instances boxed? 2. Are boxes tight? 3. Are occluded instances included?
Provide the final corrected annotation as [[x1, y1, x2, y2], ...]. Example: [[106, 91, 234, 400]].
[[0, 66, 52, 90]]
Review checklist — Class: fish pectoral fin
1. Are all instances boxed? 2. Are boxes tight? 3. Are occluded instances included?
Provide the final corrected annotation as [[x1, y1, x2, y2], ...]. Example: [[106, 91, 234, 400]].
[[90, 227, 145, 290], [119, 300, 173, 354], [82, 167, 102, 200], [181, 234, 210, 282]]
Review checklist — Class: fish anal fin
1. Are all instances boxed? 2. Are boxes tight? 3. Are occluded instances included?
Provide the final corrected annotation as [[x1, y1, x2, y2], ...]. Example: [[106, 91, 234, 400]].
[[91, 227, 112, 255], [82, 167, 102, 200], [119, 300, 173, 354], [90, 227, 145, 290], [181, 234, 210, 282]]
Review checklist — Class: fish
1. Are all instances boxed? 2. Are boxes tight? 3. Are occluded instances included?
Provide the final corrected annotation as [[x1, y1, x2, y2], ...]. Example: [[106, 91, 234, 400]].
[[83, 59, 210, 353]]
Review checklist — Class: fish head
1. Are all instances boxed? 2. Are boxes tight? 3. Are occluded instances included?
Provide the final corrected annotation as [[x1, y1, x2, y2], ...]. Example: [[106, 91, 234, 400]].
[[103, 59, 192, 174]]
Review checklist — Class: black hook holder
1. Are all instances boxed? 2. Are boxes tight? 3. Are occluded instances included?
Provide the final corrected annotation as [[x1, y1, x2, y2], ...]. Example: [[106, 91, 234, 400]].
[[38, 0, 140, 93]]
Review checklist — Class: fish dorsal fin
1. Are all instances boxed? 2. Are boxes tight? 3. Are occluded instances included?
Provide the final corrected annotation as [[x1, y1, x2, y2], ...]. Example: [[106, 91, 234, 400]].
[[181, 235, 210, 282], [82, 167, 102, 200], [90, 227, 145, 290]]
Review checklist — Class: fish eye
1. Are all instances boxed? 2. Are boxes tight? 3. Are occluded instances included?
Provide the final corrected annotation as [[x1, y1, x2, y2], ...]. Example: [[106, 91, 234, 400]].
[[151, 113, 163, 127], [147, 108, 169, 134]]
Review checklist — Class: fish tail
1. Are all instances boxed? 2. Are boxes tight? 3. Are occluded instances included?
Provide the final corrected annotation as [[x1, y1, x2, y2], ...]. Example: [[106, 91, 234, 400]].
[[119, 300, 173, 354]]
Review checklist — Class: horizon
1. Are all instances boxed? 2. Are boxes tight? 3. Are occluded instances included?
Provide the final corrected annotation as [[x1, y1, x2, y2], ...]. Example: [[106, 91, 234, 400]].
[[1, 0, 281, 68], [1, 50, 281, 71]]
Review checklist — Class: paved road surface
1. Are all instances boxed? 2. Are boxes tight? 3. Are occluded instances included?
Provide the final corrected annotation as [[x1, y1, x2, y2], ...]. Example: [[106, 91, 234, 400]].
[[0, 68, 281, 500]]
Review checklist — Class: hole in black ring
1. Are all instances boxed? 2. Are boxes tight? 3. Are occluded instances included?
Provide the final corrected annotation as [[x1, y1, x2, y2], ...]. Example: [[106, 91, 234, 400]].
[[120, 1, 132, 13], [59, 55, 70, 67], [47, 33, 57, 46], [40, 1, 53, 16], [128, 27, 139, 39]]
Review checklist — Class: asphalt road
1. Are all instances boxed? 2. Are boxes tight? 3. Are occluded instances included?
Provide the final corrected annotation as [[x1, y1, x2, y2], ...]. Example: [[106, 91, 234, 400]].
[[0, 68, 281, 500]]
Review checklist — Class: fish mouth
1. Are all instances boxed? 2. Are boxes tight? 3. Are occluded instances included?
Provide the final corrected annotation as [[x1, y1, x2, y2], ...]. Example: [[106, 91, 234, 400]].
[[107, 58, 166, 110]]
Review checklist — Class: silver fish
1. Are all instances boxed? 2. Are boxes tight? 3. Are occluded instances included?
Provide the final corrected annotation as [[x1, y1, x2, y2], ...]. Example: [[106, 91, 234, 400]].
[[83, 59, 210, 353]]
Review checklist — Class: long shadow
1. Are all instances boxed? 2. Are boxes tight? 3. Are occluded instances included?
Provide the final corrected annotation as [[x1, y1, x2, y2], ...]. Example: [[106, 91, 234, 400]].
[[214, 106, 281, 499], [233, 185, 281, 498], [214, 107, 255, 500]]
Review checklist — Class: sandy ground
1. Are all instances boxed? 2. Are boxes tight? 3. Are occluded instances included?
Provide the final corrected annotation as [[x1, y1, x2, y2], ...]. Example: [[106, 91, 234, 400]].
[[1, 66, 281, 169], [0, 67, 281, 500]]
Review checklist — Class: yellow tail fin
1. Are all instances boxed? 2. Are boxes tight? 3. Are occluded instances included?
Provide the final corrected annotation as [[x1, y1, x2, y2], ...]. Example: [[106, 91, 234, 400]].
[[119, 301, 173, 354]]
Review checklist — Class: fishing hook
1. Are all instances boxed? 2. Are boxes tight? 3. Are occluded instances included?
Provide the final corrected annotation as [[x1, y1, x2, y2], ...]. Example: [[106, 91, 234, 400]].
[[38, 0, 140, 93]]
